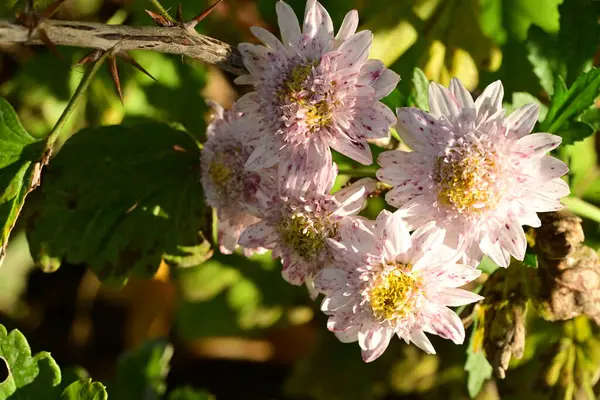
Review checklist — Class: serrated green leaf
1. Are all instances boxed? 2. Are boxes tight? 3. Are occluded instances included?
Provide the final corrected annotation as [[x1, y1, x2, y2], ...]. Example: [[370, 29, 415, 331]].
[[525, 26, 561, 95], [61, 379, 107, 400], [0, 324, 62, 399], [109, 339, 173, 399], [540, 69, 600, 139], [409, 68, 429, 111], [465, 311, 492, 398], [0, 98, 44, 264], [25, 122, 211, 282]]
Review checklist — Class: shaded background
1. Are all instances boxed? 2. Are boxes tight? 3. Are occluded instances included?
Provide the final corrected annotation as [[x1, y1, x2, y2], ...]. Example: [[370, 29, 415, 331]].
[[0, 0, 598, 399]]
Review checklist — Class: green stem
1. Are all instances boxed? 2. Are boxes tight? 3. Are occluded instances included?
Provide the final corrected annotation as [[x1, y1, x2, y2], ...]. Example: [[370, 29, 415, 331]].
[[562, 196, 600, 223], [337, 167, 377, 178], [46, 52, 110, 150], [149, 0, 178, 24]]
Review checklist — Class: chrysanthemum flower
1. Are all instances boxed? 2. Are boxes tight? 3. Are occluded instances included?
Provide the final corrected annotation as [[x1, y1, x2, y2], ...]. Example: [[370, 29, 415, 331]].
[[377, 78, 569, 268], [238, 171, 376, 294], [315, 210, 482, 362], [201, 102, 274, 256], [236, 0, 399, 179]]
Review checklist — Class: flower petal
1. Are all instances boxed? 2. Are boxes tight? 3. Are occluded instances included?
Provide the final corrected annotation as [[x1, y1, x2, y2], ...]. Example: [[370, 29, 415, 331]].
[[437, 288, 484, 307], [337, 30, 373, 70], [409, 329, 436, 354], [333, 178, 376, 216], [505, 103, 539, 138], [395, 107, 443, 150], [361, 327, 393, 362], [328, 131, 372, 165], [303, 0, 334, 52], [250, 26, 287, 53], [238, 221, 277, 248], [276, 0, 301, 46], [335, 10, 359, 42], [498, 217, 527, 261], [475, 80, 504, 117], [335, 325, 360, 343], [449, 77, 475, 112], [429, 82, 461, 118], [375, 210, 411, 260], [245, 136, 282, 171], [315, 268, 347, 293], [355, 102, 396, 139], [423, 304, 465, 344]]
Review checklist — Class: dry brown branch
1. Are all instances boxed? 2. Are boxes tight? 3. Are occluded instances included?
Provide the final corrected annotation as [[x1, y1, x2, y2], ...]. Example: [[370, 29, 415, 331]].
[[0, 18, 247, 75]]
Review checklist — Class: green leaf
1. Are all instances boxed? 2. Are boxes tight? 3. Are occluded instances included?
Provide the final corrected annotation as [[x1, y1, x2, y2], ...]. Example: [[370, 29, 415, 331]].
[[380, 88, 405, 112], [61, 379, 107, 400], [0, 98, 44, 264], [0, 324, 62, 398], [168, 386, 214, 400], [479, 0, 561, 44], [465, 311, 493, 398], [525, 26, 561, 95], [540, 68, 600, 139], [25, 122, 211, 283], [109, 339, 173, 399], [409, 68, 429, 111]]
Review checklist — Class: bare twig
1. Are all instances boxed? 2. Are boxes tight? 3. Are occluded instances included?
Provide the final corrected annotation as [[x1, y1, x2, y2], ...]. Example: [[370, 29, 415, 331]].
[[0, 18, 247, 75]]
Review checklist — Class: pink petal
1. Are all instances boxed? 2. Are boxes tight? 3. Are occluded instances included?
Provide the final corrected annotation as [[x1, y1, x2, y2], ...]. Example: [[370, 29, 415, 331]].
[[395, 107, 442, 150], [238, 221, 277, 248], [328, 131, 372, 165], [437, 288, 484, 307], [517, 133, 562, 158], [335, 10, 358, 42], [276, 0, 301, 46], [337, 30, 372, 70], [335, 325, 360, 343], [375, 210, 411, 259], [423, 305, 465, 344], [409, 329, 436, 354], [361, 327, 393, 363], [238, 43, 271, 76], [479, 235, 510, 268], [250, 26, 287, 53], [376, 160, 413, 186], [359, 60, 399, 99], [281, 259, 308, 285], [498, 217, 527, 261], [315, 268, 347, 293], [233, 74, 254, 85], [533, 177, 570, 199], [429, 82, 461, 118], [245, 136, 282, 171], [449, 77, 475, 112], [355, 102, 396, 139], [475, 80, 504, 117], [384, 185, 421, 208], [422, 264, 482, 288], [333, 178, 376, 216], [536, 155, 569, 180], [336, 217, 376, 256], [321, 293, 353, 311], [303, 0, 334, 52], [409, 222, 446, 270], [505, 103, 539, 138]]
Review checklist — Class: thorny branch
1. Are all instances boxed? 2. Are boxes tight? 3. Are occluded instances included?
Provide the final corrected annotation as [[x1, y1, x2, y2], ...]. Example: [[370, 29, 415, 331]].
[[0, 18, 247, 75]]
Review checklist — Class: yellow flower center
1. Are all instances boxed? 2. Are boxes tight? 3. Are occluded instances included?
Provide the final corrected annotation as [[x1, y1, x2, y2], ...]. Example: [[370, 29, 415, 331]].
[[278, 214, 330, 261], [369, 265, 421, 321], [434, 149, 501, 214]]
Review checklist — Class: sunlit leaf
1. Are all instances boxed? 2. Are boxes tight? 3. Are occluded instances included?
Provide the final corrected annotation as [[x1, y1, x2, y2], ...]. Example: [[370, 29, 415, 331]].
[[25, 122, 211, 283], [60, 379, 107, 400], [0, 97, 44, 264], [0, 324, 61, 398]]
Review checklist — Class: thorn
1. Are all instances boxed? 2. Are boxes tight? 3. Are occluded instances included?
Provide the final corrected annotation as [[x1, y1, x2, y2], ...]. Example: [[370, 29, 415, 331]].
[[120, 52, 158, 82], [186, 0, 223, 29], [145, 9, 174, 27], [177, 3, 183, 24], [38, 28, 63, 61], [107, 56, 123, 105], [77, 49, 104, 65]]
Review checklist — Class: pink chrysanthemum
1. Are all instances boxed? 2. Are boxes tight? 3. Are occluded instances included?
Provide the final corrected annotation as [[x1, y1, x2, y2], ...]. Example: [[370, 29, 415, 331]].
[[315, 210, 482, 362], [236, 0, 399, 178], [200, 102, 274, 256], [377, 78, 570, 268], [238, 170, 376, 293]]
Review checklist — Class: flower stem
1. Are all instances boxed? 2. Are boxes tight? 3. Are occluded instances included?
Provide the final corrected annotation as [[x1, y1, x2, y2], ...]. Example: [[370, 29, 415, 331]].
[[562, 196, 600, 223], [45, 51, 110, 151], [149, 0, 178, 25]]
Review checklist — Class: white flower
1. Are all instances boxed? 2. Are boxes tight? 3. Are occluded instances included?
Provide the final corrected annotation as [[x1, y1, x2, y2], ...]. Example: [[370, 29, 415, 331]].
[[200, 101, 274, 255], [377, 78, 569, 268], [315, 210, 482, 362], [236, 0, 399, 182], [239, 171, 376, 294]]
